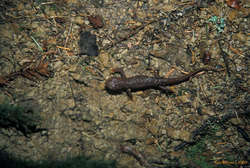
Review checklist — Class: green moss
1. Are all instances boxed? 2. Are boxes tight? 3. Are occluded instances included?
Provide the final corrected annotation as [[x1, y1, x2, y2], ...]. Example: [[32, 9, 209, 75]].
[[40, 156, 116, 168], [185, 140, 214, 168], [0, 101, 42, 136], [184, 122, 238, 168]]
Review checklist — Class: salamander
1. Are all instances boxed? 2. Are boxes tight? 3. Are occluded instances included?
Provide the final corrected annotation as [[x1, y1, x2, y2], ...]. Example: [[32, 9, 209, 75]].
[[105, 67, 218, 99]]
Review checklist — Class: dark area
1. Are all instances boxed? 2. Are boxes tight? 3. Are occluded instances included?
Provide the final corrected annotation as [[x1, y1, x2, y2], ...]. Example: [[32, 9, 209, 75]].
[[0, 150, 116, 168], [79, 31, 99, 56], [0, 0, 249, 167], [0, 101, 44, 137]]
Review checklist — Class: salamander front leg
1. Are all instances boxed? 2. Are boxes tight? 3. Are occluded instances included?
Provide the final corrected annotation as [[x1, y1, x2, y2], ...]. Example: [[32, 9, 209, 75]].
[[112, 68, 127, 79], [126, 88, 133, 100], [153, 69, 160, 78], [111, 68, 133, 100]]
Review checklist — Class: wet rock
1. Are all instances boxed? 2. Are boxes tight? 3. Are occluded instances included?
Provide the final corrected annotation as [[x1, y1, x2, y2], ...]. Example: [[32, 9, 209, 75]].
[[1, 0, 248, 167], [79, 31, 99, 56]]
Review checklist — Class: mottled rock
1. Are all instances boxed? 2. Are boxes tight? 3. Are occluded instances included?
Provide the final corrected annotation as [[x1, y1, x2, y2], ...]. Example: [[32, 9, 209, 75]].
[[79, 31, 99, 56]]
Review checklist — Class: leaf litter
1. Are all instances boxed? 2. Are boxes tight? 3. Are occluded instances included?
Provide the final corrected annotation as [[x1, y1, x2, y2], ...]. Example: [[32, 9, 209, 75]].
[[0, 0, 249, 167]]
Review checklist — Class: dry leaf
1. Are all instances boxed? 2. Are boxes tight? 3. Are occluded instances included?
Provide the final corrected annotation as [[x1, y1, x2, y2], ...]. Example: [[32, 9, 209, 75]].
[[0, 60, 52, 86], [20, 61, 51, 81], [0, 76, 8, 86], [226, 0, 241, 9], [36, 61, 50, 77], [88, 15, 104, 28], [210, 5, 220, 16], [227, 9, 238, 21]]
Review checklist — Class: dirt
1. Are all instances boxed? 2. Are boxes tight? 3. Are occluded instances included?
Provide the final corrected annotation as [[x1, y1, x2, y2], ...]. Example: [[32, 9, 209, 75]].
[[0, 0, 249, 167]]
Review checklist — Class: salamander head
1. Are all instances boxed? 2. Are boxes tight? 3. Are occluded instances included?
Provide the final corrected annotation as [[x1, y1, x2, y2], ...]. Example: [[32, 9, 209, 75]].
[[105, 77, 125, 92]]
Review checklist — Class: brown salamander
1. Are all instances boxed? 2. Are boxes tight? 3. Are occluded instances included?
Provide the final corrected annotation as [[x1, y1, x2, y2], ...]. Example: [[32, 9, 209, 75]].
[[105, 68, 218, 99]]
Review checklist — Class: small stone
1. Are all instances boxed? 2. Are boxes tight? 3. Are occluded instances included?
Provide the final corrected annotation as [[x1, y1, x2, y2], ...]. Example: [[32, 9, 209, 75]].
[[162, 129, 167, 135], [102, 39, 110, 46], [99, 50, 110, 67], [44, 6, 56, 16], [215, 131, 223, 137], [53, 61, 64, 70], [73, 16, 84, 25], [81, 111, 92, 122], [91, 0, 104, 7], [166, 127, 192, 142], [153, 43, 159, 50], [71, 73, 84, 83], [68, 65, 78, 73]]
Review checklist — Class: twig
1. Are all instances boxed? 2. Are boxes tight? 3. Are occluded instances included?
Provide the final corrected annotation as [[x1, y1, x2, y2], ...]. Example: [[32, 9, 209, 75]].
[[102, 5, 197, 51], [102, 19, 157, 50], [120, 145, 152, 168], [68, 74, 77, 109], [64, 22, 73, 48], [218, 40, 231, 77], [56, 46, 71, 51]]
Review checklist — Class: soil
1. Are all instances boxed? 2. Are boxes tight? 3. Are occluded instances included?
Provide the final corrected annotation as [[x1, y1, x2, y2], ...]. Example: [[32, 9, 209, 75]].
[[0, 0, 249, 167]]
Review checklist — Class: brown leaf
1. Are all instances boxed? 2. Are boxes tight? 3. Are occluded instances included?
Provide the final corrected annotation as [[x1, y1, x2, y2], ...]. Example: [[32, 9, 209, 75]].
[[226, 0, 241, 9], [88, 15, 104, 28], [35, 61, 50, 77], [227, 9, 238, 21], [202, 51, 211, 65], [0, 76, 8, 86]]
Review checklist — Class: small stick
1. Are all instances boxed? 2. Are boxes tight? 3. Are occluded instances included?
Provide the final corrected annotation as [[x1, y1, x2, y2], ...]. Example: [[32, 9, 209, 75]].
[[120, 145, 151, 168], [218, 40, 231, 77]]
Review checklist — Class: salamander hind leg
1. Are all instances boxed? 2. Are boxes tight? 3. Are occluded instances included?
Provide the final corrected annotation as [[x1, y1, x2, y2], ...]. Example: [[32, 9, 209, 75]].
[[159, 86, 174, 94], [126, 89, 133, 100]]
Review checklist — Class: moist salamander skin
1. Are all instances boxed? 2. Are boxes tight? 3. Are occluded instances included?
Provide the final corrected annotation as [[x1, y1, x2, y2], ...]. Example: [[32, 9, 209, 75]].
[[106, 76, 165, 91], [105, 68, 214, 93]]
